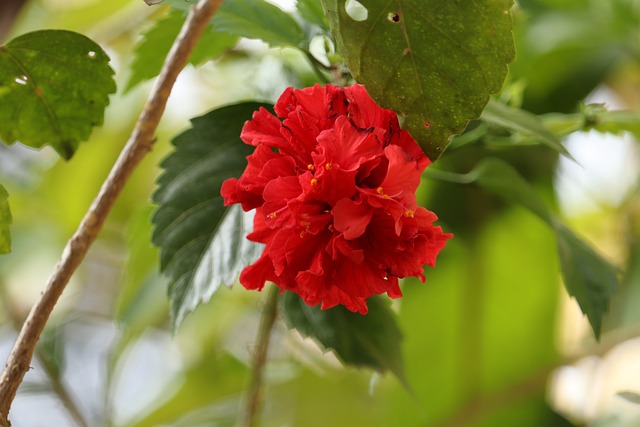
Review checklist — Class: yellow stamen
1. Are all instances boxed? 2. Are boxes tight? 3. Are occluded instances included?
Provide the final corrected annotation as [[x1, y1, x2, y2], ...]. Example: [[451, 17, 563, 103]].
[[307, 164, 315, 171], [311, 178, 318, 185], [267, 212, 277, 219], [325, 163, 332, 170], [404, 209, 415, 218]]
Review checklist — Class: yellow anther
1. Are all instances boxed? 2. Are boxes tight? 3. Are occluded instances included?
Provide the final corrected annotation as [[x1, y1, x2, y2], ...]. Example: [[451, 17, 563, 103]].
[[404, 209, 415, 218], [376, 186, 384, 194], [307, 164, 315, 171], [325, 163, 332, 170], [267, 212, 277, 219], [311, 178, 318, 185]]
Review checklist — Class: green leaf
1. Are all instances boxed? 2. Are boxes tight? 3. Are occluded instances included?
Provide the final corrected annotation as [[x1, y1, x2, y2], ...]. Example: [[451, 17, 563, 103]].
[[282, 291, 407, 384], [0, 30, 115, 160], [125, 9, 238, 92], [429, 158, 617, 339], [554, 223, 617, 339], [322, 0, 515, 161], [472, 159, 617, 339], [481, 99, 572, 158], [152, 103, 269, 328], [298, 0, 330, 30], [212, 0, 307, 48], [618, 391, 640, 405], [0, 183, 11, 254]]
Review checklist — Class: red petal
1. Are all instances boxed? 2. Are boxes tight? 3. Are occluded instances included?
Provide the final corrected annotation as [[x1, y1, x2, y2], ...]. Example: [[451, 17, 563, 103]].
[[332, 197, 373, 240]]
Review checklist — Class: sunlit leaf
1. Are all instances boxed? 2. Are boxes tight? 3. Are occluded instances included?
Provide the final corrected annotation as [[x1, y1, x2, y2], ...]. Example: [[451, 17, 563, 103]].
[[152, 103, 269, 328], [323, 0, 515, 160], [0, 30, 115, 159], [0, 183, 11, 254], [282, 292, 407, 385], [481, 99, 572, 158], [125, 9, 238, 92], [213, 0, 307, 48]]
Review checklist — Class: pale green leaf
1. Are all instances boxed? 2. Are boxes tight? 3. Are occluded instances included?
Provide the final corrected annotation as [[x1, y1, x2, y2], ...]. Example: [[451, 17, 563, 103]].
[[0, 30, 115, 159], [618, 391, 640, 405], [323, 0, 515, 160]]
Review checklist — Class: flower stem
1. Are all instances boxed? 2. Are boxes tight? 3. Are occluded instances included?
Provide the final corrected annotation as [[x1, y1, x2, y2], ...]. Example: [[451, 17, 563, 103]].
[[0, 1, 223, 424], [240, 285, 281, 427]]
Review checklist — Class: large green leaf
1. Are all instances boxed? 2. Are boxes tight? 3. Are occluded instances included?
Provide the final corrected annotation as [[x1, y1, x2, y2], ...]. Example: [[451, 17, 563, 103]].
[[282, 291, 406, 384], [0, 30, 115, 159], [0, 184, 11, 254], [125, 9, 238, 92], [212, 0, 307, 48], [322, 0, 515, 161], [152, 103, 269, 327], [428, 158, 617, 338]]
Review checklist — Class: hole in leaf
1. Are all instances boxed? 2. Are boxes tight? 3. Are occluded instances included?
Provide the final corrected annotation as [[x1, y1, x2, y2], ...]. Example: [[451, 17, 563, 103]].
[[387, 12, 400, 23], [87, 51, 96, 58], [14, 76, 27, 85], [345, 0, 368, 21]]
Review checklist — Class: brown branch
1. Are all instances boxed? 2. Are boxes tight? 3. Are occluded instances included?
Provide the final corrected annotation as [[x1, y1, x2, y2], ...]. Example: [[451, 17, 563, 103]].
[[239, 285, 281, 427], [0, 0, 223, 424]]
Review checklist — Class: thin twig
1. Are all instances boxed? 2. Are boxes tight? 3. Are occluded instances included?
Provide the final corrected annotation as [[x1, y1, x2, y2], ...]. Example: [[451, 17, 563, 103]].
[[0, 1, 222, 424], [240, 285, 281, 427]]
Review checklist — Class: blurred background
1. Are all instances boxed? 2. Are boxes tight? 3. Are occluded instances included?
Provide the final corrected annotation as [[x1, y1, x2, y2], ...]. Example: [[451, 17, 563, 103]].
[[1, 0, 640, 426]]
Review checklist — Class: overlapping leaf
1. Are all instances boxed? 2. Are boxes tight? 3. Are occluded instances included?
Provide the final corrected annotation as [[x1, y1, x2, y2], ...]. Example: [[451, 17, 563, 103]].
[[0, 30, 115, 159], [323, 0, 515, 161], [282, 292, 406, 384], [0, 184, 11, 254], [126, 9, 238, 92], [152, 103, 269, 327]]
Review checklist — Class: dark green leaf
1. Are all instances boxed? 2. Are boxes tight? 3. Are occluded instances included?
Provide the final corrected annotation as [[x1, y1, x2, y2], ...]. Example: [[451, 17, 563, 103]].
[[126, 10, 238, 92], [481, 99, 572, 158], [429, 158, 617, 339], [152, 103, 269, 328], [213, 0, 307, 48], [0, 183, 11, 254], [618, 391, 640, 405], [0, 30, 115, 159], [282, 291, 406, 384], [555, 223, 617, 339], [322, 0, 515, 161]]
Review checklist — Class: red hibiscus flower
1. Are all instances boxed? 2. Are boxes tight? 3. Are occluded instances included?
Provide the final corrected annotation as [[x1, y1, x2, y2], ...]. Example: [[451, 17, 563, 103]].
[[221, 84, 452, 314]]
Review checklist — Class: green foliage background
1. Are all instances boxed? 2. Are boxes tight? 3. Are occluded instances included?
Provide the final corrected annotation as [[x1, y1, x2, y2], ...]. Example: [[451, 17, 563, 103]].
[[0, 0, 639, 426]]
